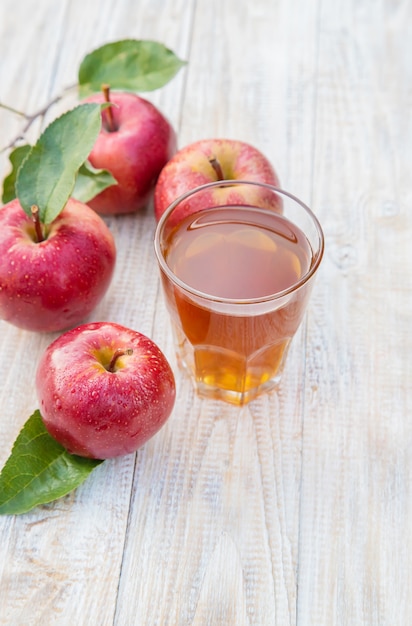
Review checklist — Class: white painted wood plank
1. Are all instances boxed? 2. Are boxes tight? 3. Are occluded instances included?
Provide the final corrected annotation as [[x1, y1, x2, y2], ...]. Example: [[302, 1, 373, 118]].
[[115, 1, 322, 624], [297, 0, 412, 624], [0, 0, 193, 624]]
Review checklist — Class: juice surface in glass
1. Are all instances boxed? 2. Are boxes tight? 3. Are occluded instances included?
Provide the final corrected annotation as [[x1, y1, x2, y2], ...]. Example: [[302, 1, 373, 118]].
[[159, 205, 315, 404]]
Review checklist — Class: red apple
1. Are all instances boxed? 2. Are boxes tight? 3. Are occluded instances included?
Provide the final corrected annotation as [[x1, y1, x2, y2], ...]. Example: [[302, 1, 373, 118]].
[[36, 321, 176, 459], [154, 138, 282, 224], [0, 198, 116, 332], [83, 89, 177, 215]]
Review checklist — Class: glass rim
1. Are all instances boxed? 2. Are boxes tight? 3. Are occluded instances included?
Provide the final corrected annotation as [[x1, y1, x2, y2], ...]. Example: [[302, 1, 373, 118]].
[[154, 180, 325, 305]]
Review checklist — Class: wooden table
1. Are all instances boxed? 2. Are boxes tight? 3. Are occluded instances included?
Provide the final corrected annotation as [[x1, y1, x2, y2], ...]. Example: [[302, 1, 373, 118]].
[[1, 1, 411, 624]]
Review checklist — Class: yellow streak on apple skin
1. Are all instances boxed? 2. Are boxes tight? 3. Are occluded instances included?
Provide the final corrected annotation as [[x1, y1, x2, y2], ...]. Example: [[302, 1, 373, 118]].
[[190, 141, 241, 179], [90, 346, 133, 372], [48, 328, 134, 383]]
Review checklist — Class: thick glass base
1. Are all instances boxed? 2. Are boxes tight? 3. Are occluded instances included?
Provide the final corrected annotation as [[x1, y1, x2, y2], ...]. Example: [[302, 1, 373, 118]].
[[174, 334, 290, 406], [193, 374, 283, 406]]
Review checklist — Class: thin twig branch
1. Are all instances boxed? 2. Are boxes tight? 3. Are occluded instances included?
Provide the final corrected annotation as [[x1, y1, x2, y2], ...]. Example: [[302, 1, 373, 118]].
[[0, 83, 77, 154]]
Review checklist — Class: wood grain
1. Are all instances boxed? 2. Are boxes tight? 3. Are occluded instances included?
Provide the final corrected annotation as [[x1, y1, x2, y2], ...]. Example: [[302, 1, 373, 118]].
[[0, 0, 411, 624]]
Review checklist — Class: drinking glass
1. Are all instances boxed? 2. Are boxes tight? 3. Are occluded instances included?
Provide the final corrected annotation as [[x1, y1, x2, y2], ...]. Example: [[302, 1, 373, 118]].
[[154, 180, 324, 405]]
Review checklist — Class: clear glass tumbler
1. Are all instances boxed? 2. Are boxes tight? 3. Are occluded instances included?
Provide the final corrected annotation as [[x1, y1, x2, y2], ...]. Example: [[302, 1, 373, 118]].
[[154, 180, 324, 405]]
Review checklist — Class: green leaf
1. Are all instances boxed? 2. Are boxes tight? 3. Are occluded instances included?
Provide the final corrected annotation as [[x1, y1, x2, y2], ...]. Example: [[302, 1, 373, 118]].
[[15, 103, 106, 224], [73, 161, 117, 203], [2, 144, 32, 204], [78, 39, 186, 97], [0, 410, 103, 515]]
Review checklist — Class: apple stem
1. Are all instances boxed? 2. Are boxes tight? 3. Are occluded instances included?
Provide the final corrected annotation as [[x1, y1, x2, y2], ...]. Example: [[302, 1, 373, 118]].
[[31, 205, 44, 243], [208, 156, 225, 181], [101, 83, 117, 132], [108, 348, 133, 372]]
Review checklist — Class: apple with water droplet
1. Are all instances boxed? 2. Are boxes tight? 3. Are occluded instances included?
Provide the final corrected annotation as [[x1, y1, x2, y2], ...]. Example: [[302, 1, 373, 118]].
[[154, 138, 282, 225], [83, 87, 177, 215], [0, 198, 116, 332], [36, 321, 176, 459]]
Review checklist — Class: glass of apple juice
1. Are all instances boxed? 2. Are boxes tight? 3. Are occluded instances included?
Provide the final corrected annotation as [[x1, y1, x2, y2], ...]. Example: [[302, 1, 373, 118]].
[[154, 180, 324, 405]]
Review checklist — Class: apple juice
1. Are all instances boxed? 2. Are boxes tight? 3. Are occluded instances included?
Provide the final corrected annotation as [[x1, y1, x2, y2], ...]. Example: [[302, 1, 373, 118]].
[[159, 205, 316, 404]]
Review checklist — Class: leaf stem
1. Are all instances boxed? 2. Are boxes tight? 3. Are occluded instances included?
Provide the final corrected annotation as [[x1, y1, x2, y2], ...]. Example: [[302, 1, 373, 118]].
[[31, 205, 44, 243], [101, 84, 117, 132], [0, 102, 28, 117]]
